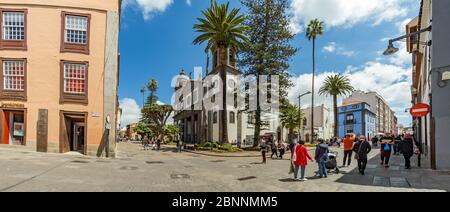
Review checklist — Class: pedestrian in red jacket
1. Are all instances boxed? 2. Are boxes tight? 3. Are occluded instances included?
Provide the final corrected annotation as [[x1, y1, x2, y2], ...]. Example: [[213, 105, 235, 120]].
[[292, 140, 314, 181]]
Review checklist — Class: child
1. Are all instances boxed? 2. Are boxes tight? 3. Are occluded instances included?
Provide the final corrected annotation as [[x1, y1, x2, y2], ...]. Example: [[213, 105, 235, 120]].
[[293, 140, 314, 181]]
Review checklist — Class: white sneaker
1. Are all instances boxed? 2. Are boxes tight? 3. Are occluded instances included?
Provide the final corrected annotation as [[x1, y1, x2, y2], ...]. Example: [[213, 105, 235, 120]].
[[294, 178, 301, 181], [300, 178, 308, 181]]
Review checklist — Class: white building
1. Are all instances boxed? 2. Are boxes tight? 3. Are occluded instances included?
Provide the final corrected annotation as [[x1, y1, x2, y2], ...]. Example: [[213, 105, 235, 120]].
[[300, 105, 333, 142], [173, 47, 281, 146]]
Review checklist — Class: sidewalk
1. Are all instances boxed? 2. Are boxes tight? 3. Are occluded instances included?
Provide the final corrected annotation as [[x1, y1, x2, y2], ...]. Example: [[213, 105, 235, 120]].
[[335, 147, 450, 191]]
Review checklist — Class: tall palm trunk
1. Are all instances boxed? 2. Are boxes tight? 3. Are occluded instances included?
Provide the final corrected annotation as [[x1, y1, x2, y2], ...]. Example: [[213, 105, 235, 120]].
[[253, 74, 261, 147], [333, 94, 338, 138], [220, 47, 228, 144], [311, 38, 315, 143]]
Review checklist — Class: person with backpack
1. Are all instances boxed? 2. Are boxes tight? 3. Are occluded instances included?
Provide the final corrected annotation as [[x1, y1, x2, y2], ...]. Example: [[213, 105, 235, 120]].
[[315, 139, 330, 178], [380, 134, 394, 168], [292, 140, 314, 181], [143, 136, 150, 151], [399, 134, 415, 169], [342, 134, 355, 167], [394, 135, 402, 155], [353, 136, 372, 175]]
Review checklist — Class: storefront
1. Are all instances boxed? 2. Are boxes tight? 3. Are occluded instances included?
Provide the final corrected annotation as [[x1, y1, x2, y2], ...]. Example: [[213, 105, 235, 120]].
[[0, 103, 27, 146]]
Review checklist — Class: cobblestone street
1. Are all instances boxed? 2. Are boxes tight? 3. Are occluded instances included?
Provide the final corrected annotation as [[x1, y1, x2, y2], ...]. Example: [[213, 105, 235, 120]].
[[0, 142, 448, 192]]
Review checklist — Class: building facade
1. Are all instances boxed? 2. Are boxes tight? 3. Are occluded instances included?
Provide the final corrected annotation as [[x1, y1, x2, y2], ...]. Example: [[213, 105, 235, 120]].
[[343, 90, 397, 135], [0, 0, 120, 156], [300, 104, 333, 142], [337, 102, 376, 139], [173, 48, 281, 146], [406, 0, 450, 169]]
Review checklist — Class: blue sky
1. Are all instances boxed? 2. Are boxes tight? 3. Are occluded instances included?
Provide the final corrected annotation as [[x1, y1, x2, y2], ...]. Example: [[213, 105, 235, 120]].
[[118, 0, 419, 127]]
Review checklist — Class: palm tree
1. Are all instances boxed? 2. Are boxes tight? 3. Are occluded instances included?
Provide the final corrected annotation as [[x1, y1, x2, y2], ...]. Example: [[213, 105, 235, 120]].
[[306, 18, 324, 143], [193, 1, 249, 144], [319, 74, 354, 139], [147, 79, 158, 105], [280, 104, 303, 143], [140, 85, 146, 106]]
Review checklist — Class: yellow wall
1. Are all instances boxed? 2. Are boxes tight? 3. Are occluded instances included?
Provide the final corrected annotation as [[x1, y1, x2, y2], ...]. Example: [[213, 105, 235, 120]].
[[0, 1, 118, 151]]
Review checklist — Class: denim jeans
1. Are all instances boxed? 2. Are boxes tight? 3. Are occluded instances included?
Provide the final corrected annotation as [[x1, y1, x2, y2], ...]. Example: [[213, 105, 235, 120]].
[[144, 144, 149, 151], [294, 166, 306, 179], [319, 162, 328, 177]]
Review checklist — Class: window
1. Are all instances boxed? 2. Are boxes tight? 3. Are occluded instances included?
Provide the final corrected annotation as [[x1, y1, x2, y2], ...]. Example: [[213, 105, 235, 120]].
[[3, 60, 25, 91], [0, 59, 26, 100], [60, 61, 88, 104], [61, 12, 90, 54], [0, 9, 27, 50], [213, 112, 218, 124], [229, 112, 235, 124], [346, 114, 354, 124]]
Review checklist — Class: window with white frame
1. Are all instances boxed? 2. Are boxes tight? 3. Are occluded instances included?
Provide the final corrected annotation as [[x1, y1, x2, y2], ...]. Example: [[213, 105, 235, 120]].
[[63, 63, 86, 94], [2, 12, 25, 41], [64, 15, 88, 44], [3, 60, 25, 91]]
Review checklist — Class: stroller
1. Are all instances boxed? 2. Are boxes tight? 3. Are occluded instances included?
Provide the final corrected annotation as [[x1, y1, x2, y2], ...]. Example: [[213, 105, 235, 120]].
[[314, 151, 340, 177], [325, 151, 340, 174]]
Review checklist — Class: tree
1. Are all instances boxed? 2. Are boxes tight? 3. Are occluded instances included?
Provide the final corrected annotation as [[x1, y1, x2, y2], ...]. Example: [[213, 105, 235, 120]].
[[319, 74, 354, 138], [147, 79, 158, 105], [141, 104, 173, 140], [164, 124, 180, 142], [140, 85, 146, 106], [193, 1, 249, 144], [240, 0, 297, 146], [135, 121, 152, 139], [280, 103, 303, 143], [306, 18, 324, 143]]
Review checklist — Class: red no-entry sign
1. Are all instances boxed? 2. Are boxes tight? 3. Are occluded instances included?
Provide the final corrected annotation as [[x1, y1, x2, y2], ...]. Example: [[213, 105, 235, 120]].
[[410, 104, 431, 117]]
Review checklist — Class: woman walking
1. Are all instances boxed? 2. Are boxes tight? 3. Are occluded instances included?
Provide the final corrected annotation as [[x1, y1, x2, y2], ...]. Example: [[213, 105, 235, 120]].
[[260, 140, 269, 164], [353, 136, 372, 175], [399, 134, 415, 169], [292, 140, 314, 181], [315, 139, 330, 178]]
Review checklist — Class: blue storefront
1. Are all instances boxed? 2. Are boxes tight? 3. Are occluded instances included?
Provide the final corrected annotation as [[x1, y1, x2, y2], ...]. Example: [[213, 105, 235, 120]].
[[338, 102, 376, 139]]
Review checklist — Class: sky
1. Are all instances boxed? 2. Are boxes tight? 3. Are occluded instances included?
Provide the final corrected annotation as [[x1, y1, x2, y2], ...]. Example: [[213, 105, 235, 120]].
[[118, 0, 420, 128]]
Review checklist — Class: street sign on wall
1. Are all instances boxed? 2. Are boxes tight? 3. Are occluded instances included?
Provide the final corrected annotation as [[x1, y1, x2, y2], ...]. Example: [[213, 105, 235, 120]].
[[410, 104, 431, 117]]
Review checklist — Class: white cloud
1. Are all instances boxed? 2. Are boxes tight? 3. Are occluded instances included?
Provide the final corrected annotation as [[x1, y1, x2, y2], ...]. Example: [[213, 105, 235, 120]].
[[290, 0, 415, 33], [122, 0, 194, 20], [119, 98, 142, 126], [186, 0, 192, 6], [288, 61, 412, 125], [323, 42, 336, 53], [323, 42, 356, 57]]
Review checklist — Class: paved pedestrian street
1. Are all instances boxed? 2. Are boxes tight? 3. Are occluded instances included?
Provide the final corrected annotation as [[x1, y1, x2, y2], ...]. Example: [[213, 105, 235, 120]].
[[0, 143, 448, 192]]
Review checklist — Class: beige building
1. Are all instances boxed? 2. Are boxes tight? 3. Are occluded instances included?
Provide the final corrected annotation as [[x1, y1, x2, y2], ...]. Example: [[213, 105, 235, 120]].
[[344, 91, 397, 134], [0, 0, 121, 157], [300, 104, 333, 142]]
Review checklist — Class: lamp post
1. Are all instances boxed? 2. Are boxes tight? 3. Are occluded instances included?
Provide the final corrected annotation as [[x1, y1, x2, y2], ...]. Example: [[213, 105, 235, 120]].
[[298, 91, 312, 142], [383, 25, 432, 56]]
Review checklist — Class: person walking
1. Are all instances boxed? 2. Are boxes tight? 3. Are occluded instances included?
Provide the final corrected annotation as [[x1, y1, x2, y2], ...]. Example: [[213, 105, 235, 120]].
[[371, 136, 379, 147], [399, 134, 415, 169], [380, 134, 394, 168], [353, 136, 372, 175], [342, 134, 355, 167], [156, 139, 161, 151], [278, 141, 287, 159], [270, 141, 278, 159], [260, 140, 268, 164], [177, 140, 183, 153], [292, 140, 314, 181], [143, 136, 150, 151], [315, 139, 330, 178], [394, 135, 402, 155]]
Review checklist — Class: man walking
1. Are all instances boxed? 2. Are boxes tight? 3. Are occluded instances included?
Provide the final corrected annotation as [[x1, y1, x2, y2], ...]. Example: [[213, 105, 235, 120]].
[[342, 134, 355, 167], [353, 136, 372, 175]]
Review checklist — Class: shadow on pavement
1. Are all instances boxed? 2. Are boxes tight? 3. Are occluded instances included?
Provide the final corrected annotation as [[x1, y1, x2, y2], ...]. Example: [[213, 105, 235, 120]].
[[334, 151, 450, 191]]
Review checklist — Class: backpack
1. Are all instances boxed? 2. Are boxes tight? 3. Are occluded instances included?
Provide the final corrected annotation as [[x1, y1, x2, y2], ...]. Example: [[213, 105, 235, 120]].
[[384, 144, 391, 151]]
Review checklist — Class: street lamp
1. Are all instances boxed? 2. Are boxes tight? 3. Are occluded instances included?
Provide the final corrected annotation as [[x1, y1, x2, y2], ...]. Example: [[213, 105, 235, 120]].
[[298, 91, 312, 141], [383, 25, 432, 56]]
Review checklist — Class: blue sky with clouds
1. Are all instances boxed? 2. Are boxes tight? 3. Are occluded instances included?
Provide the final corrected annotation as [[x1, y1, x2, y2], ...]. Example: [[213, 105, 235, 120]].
[[118, 0, 419, 127]]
